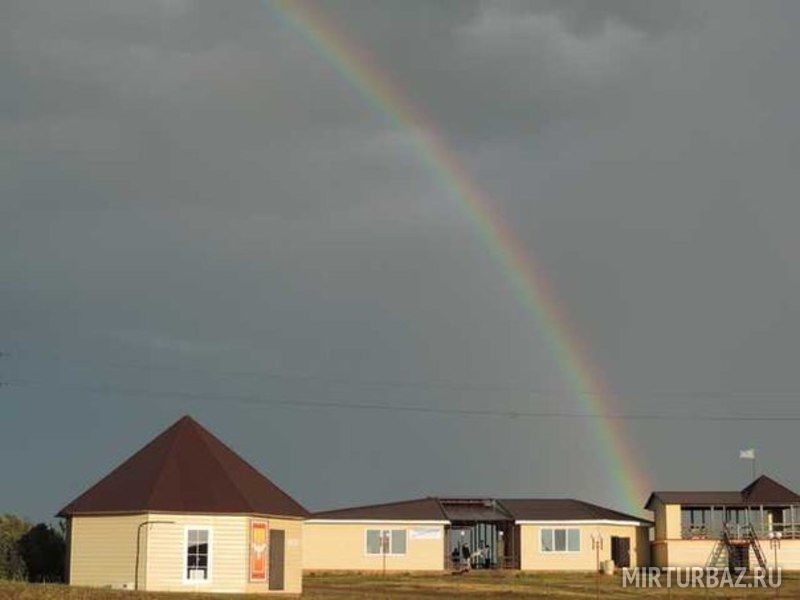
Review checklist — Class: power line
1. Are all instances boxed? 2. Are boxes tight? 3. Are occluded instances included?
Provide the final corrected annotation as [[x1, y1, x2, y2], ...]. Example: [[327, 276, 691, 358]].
[[5, 352, 800, 401], [6, 380, 800, 422]]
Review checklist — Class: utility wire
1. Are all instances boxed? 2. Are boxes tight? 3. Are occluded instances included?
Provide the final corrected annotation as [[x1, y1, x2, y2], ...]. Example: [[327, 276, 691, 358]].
[[4, 352, 800, 401], [5, 380, 800, 422]]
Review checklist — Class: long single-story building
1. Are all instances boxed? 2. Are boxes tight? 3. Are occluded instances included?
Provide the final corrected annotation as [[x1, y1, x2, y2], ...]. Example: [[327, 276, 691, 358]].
[[59, 416, 308, 594], [646, 475, 800, 569], [304, 496, 651, 572], [59, 414, 657, 593]]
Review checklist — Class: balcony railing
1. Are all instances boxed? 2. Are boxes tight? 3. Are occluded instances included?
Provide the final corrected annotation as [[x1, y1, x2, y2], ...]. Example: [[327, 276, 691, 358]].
[[681, 524, 800, 540]]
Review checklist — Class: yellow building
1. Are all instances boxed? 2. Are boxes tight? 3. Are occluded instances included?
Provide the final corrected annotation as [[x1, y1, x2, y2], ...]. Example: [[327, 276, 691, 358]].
[[304, 498, 449, 571], [646, 475, 800, 570], [59, 416, 308, 594], [304, 497, 651, 572]]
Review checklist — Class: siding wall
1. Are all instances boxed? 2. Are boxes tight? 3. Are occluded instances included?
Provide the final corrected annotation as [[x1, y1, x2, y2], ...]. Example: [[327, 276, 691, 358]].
[[303, 522, 446, 571], [68, 514, 145, 589], [755, 540, 800, 569], [244, 518, 303, 595], [518, 524, 650, 571], [144, 513, 248, 594], [656, 540, 717, 568], [652, 502, 681, 540], [67, 513, 303, 594], [655, 540, 800, 569]]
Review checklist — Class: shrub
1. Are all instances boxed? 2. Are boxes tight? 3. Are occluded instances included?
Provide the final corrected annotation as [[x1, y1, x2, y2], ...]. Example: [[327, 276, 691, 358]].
[[0, 514, 30, 580], [17, 523, 66, 583]]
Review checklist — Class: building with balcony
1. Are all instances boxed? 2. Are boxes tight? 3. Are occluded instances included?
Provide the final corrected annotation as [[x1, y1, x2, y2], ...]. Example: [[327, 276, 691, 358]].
[[646, 475, 800, 569]]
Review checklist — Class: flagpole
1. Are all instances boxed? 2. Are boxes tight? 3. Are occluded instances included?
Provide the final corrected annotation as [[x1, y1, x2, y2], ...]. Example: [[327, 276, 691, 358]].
[[740, 449, 756, 482]]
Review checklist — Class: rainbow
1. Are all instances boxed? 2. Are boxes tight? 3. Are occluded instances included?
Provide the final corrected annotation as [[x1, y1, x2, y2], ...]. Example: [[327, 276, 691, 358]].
[[267, 0, 648, 512]]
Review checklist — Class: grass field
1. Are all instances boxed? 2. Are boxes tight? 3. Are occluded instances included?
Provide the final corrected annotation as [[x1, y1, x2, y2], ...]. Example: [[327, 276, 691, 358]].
[[1, 572, 797, 599]]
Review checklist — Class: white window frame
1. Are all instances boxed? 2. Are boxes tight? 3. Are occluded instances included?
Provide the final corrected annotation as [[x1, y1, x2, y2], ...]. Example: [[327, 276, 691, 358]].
[[364, 528, 407, 556], [539, 527, 581, 554], [183, 526, 213, 585]]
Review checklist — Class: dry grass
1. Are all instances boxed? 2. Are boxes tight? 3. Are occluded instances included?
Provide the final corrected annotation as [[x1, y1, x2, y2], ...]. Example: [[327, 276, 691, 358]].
[[1, 572, 798, 599]]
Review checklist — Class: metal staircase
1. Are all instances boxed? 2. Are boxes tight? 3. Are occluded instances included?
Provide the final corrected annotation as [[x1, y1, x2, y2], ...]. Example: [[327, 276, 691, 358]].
[[745, 524, 767, 570], [704, 537, 728, 569], [706, 523, 767, 571]]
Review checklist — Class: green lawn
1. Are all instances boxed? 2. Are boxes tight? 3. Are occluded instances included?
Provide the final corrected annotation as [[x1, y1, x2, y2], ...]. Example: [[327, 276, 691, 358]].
[[1, 572, 797, 599]]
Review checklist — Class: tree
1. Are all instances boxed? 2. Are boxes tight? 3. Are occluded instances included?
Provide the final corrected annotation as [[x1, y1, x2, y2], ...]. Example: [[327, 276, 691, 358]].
[[0, 514, 30, 580], [17, 522, 66, 583]]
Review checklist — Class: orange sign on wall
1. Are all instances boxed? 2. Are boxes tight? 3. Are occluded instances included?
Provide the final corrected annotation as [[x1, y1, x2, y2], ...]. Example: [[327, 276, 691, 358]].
[[250, 521, 268, 582]]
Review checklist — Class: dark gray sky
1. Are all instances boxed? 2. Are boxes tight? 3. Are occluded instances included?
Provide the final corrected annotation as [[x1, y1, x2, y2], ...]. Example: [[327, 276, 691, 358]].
[[3, 0, 800, 521]]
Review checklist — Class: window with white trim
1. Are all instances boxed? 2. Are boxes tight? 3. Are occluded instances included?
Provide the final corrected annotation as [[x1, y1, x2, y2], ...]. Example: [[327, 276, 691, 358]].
[[365, 529, 407, 555], [185, 528, 211, 581], [540, 528, 580, 553]]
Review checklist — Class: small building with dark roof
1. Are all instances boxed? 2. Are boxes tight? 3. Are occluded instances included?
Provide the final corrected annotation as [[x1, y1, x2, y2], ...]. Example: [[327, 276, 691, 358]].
[[59, 416, 308, 594], [645, 475, 800, 569], [303, 496, 651, 572]]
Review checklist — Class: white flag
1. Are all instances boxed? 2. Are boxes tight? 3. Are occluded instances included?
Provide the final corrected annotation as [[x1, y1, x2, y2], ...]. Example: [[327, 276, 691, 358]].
[[740, 449, 755, 460]]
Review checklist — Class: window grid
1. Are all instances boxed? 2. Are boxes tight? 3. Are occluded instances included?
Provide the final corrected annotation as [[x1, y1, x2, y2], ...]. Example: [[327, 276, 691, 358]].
[[365, 529, 407, 555], [540, 528, 580, 553], [185, 528, 211, 582]]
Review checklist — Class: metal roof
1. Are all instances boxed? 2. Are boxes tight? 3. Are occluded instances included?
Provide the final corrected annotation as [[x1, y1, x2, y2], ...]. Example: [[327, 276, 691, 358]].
[[312, 497, 447, 521], [58, 416, 309, 518], [499, 498, 649, 523], [311, 496, 650, 524], [438, 499, 514, 522], [645, 476, 800, 510]]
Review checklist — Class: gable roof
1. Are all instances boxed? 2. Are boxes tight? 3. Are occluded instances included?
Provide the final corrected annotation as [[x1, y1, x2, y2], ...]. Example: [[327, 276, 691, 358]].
[[312, 497, 448, 521], [645, 475, 800, 510], [58, 416, 308, 518], [311, 496, 650, 525], [742, 475, 800, 504], [499, 498, 650, 524], [644, 491, 743, 508]]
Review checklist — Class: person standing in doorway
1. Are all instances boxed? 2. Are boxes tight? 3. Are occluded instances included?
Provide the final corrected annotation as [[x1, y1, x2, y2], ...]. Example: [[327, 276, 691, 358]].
[[461, 543, 471, 571]]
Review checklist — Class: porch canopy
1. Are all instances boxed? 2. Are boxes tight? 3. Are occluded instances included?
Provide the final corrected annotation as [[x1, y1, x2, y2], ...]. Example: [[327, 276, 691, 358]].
[[439, 499, 513, 522]]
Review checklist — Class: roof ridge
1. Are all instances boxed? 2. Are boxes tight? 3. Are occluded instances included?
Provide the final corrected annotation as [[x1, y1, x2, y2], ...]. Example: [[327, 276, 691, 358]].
[[192, 419, 308, 515], [317, 497, 434, 513], [574, 498, 645, 520], [744, 474, 788, 490], [57, 420, 180, 516], [145, 418, 185, 509], [430, 497, 450, 520], [741, 474, 800, 501], [572, 499, 606, 519], [193, 421, 253, 511], [57, 416, 308, 517], [496, 496, 570, 501], [494, 498, 512, 516], [652, 489, 738, 494]]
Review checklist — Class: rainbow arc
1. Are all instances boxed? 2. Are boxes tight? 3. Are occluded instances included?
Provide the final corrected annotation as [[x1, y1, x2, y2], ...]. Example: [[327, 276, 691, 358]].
[[268, 0, 648, 512]]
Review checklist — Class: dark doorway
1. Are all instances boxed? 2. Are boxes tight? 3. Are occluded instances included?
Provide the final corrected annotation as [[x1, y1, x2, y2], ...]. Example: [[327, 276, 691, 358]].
[[728, 544, 749, 571], [440, 499, 517, 569], [447, 523, 507, 569], [268, 529, 285, 591], [611, 536, 631, 568]]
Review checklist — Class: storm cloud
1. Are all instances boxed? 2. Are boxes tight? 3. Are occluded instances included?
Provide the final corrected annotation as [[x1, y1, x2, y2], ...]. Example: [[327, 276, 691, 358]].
[[2, 0, 800, 520]]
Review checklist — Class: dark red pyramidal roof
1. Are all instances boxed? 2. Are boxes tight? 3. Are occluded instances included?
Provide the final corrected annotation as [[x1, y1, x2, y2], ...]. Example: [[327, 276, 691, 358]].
[[742, 475, 800, 504], [58, 416, 308, 518]]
